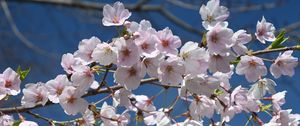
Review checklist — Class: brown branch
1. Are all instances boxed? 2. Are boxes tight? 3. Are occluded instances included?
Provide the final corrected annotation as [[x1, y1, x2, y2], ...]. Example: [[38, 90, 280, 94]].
[[250, 45, 300, 56], [0, 78, 160, 114]]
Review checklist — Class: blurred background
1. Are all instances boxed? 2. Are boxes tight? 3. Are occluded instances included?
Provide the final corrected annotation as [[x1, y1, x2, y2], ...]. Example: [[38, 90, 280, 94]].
[[0, 0, 300, 125]]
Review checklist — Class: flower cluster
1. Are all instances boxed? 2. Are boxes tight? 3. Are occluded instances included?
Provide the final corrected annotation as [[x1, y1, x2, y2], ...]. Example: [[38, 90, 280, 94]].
[[1, 0, 300, 126]]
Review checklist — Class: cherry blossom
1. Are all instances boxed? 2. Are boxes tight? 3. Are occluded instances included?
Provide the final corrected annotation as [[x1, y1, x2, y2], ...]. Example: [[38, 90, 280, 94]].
[[158, 56, 185, 85], [46, 74, 72, 103], [126, 20, 153, 33], [114, 62, 145, 90], [102, 1, 131, 26], [21, 83, 48, 108], [182, 74, 220, 96], [92, 42, 117, 66], [81, 109, 95, 126], [199, 0, 229, 29], [236, 55, 267, 82], [0, 114, 14, 126], [145, 109, 171, 126], [135, 29, 159, 57], [113, 88, 132, 108], [61, 53, 82, 74], [0, 67, 21, 99], [172, 119, 203, 126], [180, 41, 209, 75], [59, 86, 88, 115], [71, 65, 95, 91], [230, 86, 260, 112], [206, 24, 233, 54], [231, 30, 252, 55], [74, 36, 100, 64], [270, 50, 298, 78], [249, 78, 276, 99], [272, 91, 287, 112], [189, 95, 216, 120], [209, 52, 234, 73], [255, 16, 276, 44], [142, 54, 164, 78], [264, 109, 300, 126], [100, 102, 130, 126], [154, 27, 181, 56], [114, 37, 140, 67]]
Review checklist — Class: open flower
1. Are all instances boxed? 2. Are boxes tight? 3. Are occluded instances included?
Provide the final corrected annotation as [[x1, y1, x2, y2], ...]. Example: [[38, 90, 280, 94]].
[[135, 29, 159, 58], [114, 37, 140, 67], [180, 41, 209, 75], [189, 95, 216, 120], [231, 30, 252, 55], [158, 56, 185, 85], [21, 83, 49, 108], [81, 109, 95, 126], [249, 78, 276, 99], [19, 121, 38, 126], [264, 109, 300, 126], [61, 53, 82, 74], [71, 65, 95, 91], [236, 55, 267, 82], [272, 91, 287, 112], [255, 16, 276, 44], [102, 1, 131, 26], [209, 52, 234, 73], [114, 62, 145, 90], [0, 114, 14, 126], [46, 74, 72, 103], [199, 0, 229, 29], [74, 36, 100, 65], [100, 102, 130, 126], [154, 27, 181, 56], [0, 67, 21, 100], [206, 24, 234, 54], [142, 54, 164, 78], [231, 86, 260, 112], [59, 86, 88, 115], [270, 50, 298, 78], [92, 42, 117, 66]]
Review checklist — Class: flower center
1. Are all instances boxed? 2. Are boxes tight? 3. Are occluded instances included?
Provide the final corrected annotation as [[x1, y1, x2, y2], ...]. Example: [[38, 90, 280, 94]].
[[161, 40, 169, 48], [122, 48, 131, 57], [141, 42, 149, 50], [248, 60, 257, 66], [5, 80, 12, 88], [112, 16, 119, 23], [166, 65, 173, 73], [56, 87, 63, 95], [211, 34, 218, 43], [67, 96, 76, 104], [35, 93, 44, 103], [128, 68, 137, 77]]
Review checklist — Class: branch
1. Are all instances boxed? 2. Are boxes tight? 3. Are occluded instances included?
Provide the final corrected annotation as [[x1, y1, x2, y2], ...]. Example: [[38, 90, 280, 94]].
[[250, 45, 300, 56], [0, 78, 159, 114]]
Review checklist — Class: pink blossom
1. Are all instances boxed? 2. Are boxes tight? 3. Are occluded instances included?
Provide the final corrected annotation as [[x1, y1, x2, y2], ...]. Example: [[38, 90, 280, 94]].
[[145, 109, 171, 126], [199, 0, 229, 29], [232, 30, 252, 55], [92, 42, 117, 66], [158, 56, 185, 86], [172, 119, 203, 126], [255, 16, 276, 44], [270, 50, 298, 78], [180, 41, 209, 75], [59, 86, 88, 115], [182, 75, 219, 97], [154, 28, 181, 56], [102, 1, 131, 26], [142, 54, 164, 78], [209, 53, 234, 73], [100, 102, 130, 126], [114, 62, 145, 90], [135, 29, 159, 58], [46, 74, 72, 103], [126, 20, 153, 33], [206, 24, 233, 54], [114, 38, 140, 67], [21, 83, 49, 108], [230, 86, 260, 112], [0, 67, 21, 99], [81, 109, 95, 126], [189, 95, 216, 119], [74, 36, 100, 64], [61, 53, 82, 74], [272, 91, 286, 112], [249, 78, 276, 99], [113, 89, 132, 109], [236, 55, 267, 82], [265, 109, 300, 126], [0, 114, 14, 126], [71, 65, 95, 91]]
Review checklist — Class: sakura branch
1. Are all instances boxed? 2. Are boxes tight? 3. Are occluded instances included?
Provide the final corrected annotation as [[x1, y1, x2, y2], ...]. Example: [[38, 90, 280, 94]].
[[1, 0, 300, 126]]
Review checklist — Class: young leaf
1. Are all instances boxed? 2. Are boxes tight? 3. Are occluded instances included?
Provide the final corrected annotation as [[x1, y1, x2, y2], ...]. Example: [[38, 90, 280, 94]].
[[12, 120, 22, 126], [260, 104, 272, 112], [270, 30, 289, 49], [17, 66, 31, 81]]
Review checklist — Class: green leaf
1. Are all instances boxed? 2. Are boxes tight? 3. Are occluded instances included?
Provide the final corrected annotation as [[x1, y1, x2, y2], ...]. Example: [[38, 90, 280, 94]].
[[270, 30, 289, 49], [12, 120, 22, 126], [214, 89, 224, 96], [17, 66, 30, 81], [260, 104, 272, 112], [230, 57, 241, 65]]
